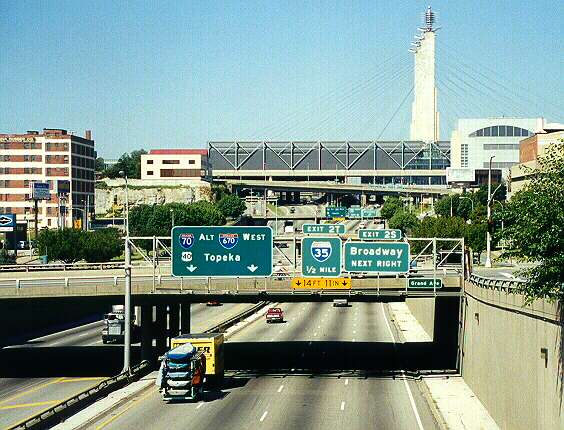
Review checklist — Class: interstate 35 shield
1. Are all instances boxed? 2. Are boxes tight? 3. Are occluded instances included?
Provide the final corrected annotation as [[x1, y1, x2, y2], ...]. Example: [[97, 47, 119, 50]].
[[310, 241, 332, 263]]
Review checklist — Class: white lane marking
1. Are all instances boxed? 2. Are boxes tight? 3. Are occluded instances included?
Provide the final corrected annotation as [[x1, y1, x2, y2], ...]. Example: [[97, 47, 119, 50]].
[[278, 329, 283, 334], [260, 411, 268, 422], [87, 340, 103, 346], [196, 402, 204, 409], [313, 332, 318, 337], [352, 338, 356, 342], [78, 332, 89, 337], [317, 325, 321, 329], [277, 385, 284, 393], [353, 330, 356, 334], [380, 303, 424, 430], [340, 401, 346, 411], [345, 379, 349, 386]]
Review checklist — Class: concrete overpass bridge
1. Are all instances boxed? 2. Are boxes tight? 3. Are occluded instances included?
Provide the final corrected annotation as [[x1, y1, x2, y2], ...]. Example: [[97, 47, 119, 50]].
[[225, 179, 450, 197]]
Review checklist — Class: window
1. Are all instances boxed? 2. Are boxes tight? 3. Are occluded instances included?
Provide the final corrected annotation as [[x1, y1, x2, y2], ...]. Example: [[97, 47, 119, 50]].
[[469, 125, 532, 138], [147, 160, 153, 164], [188, 159, 195, 165], [483, 144, 520, 150], [160, 168, 200, 177], [162, 160, 180, 164], [147, 171, 153, 175]]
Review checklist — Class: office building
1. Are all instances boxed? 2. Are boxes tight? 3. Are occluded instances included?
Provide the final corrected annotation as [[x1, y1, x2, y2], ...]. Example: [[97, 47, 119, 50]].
[[0, 128, 95, 229], [141, 149, 211, 181]]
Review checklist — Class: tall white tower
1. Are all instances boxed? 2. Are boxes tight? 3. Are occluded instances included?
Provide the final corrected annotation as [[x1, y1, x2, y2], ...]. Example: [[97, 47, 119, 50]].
[[409, 6, 440, 142]]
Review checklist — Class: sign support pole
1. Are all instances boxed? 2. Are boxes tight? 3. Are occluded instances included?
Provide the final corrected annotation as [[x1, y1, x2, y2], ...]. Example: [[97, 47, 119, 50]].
[[33, 199, 38, 238]]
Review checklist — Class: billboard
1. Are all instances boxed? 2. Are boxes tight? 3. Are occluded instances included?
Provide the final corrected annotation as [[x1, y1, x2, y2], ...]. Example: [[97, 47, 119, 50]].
[[30, 182, 51, 200], [446, 168, 475, 183]]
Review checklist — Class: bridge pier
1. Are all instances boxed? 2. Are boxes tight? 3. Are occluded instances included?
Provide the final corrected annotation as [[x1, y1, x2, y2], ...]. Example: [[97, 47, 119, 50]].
[[140, 304, 153, 363], [155, 305, 167, 356], [168, 303, 180, 342], [180, 303, 191, 334]]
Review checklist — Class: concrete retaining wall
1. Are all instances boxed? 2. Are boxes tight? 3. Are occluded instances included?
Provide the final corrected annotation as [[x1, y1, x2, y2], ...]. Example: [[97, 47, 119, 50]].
[[406, 297, 435, 338], [462, 281, 563, 430]]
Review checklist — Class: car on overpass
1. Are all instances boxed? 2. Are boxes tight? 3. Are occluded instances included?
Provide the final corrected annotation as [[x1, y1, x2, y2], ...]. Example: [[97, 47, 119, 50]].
[[266, 307, 284, 323]]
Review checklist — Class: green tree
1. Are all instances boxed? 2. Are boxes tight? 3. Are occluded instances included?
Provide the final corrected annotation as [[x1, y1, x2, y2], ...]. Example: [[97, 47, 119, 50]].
[[501, 144, 564, 302], [35, 228, 84, 263], [217, 194, 246, 218], [129, 202, 226, 250], [95, 157, 106, 173], [0, 249, 16, 265], [466, 222, 487, 261], [105, 149, 147, 179], [80, 228, 123, 263], [381, 197, 404, 219], [388, 210, 419, 234], [434, 195, 459, 217], [475, 182, 507, 206]]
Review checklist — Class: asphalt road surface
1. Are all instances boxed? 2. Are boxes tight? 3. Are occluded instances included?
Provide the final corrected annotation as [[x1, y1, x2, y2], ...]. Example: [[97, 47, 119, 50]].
[[86, 302, 438, 430], [0, 303, 255, 430]]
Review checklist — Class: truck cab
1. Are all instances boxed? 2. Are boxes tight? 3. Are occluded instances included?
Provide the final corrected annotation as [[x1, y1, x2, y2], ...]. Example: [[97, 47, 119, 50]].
[[101, 305, 137, 344]]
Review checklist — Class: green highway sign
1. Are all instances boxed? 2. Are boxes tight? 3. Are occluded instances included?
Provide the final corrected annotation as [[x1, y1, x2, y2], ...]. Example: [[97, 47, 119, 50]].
[[408, 278, 443, 289], [302, 237, 342, 277], [326, 206, 347, 219], [358, 229, 402, 240], [171, 226, 273, 277], [348, 207, 380, 219], [303, 223, 345, 235], [344, 242, 410, 273]]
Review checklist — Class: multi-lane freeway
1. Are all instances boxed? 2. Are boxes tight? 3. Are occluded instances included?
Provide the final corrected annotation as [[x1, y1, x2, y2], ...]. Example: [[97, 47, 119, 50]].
[[84, 302, 438, 430], [0, 303, 256, 430]]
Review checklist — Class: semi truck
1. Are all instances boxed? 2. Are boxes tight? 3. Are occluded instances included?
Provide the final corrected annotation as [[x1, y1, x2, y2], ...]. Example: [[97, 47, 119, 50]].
[[101, 305, 138, 344], [157, 333, 225, 401]]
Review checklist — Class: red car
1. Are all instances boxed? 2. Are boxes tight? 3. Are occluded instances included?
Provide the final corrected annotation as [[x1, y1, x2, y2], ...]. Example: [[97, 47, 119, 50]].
[[266, 307, 284, 323]]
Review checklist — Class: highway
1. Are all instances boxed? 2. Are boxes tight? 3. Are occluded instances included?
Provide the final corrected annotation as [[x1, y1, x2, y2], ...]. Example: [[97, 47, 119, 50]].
[[85, 302, 438, 430], [0, 303, 256, 430]]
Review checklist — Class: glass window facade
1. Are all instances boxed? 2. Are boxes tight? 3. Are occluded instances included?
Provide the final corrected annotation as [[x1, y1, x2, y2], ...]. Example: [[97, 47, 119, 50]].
[[469, 126, 531, 138]]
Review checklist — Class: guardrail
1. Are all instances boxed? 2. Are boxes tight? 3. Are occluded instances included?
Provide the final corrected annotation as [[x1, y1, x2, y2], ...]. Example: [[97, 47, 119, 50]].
[[468, 273, 524, 293], [204, 302, 268, 333], [0, 261, 170, 273], [8, 360, 150, 430]]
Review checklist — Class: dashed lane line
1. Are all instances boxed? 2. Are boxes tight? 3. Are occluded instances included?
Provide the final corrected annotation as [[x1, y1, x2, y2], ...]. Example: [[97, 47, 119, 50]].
[[196, 402, 204, 409], [260, 411, 268, 422], [345, 379, 349, 386], [380, 302, 425, 430], [277, 385, 284, 393], [340, 401, 346, 411]]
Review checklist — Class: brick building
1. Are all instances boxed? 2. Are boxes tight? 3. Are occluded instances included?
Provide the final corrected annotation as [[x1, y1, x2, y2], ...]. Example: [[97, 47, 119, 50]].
[[0, 128, 95, 229]]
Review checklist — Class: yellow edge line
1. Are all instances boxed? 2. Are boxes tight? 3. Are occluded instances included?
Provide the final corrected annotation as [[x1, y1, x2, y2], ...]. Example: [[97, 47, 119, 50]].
[[5, 378, 105, 430], [0, 400, 62, 410], [0, 377, 66, 406], [95, 388, 155, 429]]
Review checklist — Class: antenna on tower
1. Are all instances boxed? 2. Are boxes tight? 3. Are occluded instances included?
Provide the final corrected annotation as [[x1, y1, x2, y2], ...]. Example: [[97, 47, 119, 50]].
[[425, 6, 435, 31]]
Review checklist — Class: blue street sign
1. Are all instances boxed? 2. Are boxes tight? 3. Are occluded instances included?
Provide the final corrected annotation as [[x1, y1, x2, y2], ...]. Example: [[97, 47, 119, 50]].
[[172, 226, 273, 277], [344, 242, 410, 273], [0, 214, 16, 232], [301, 237, 342, 277]]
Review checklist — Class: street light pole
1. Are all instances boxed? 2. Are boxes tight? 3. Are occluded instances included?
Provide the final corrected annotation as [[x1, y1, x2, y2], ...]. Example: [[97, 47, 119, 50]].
[[170, 208, 175, 228], [121, 171, 132, 373], [485, 156, 495, 268]]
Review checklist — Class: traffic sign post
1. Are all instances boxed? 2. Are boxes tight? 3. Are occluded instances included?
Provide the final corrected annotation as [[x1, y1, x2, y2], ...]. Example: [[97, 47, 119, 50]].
[[303, 223, 345, 235], [171, 226, 273, 277], [301, 237, 342, 277], [408, 278, 442, 289], [344, 242, 410, 273], [358, 229, 402, 240]]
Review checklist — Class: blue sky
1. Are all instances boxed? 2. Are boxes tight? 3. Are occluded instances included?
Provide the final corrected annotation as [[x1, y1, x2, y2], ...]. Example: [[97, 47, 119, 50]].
[[1, 0, 562, 158]]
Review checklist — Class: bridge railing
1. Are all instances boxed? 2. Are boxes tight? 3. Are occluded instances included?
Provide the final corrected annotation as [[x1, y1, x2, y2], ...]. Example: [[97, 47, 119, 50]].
[[0, 260, 167, 273], [468, 273, 524, 293]]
